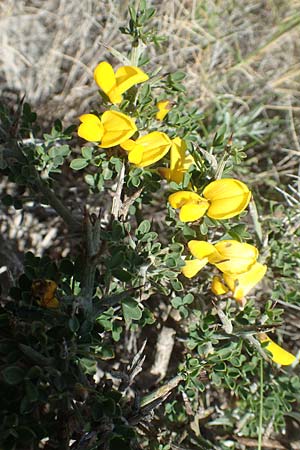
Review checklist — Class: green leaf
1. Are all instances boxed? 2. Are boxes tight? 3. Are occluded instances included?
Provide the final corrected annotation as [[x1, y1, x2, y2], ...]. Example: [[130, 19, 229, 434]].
[[112, 268, 132, 282], [98, 345, 115, 360], [25, 380, 39, 402], [136, 220, 151, 236], [140, 231, 158, 242], [171, 296, 183, 308], [171, 71, 186, 82], [3, 366, 25, 385], [68, 317, 80, 333], [107, 251, 125, 269], [70, 158, 89, 170], [60, 259, 74, 275], [54, 119, 62, 131], [183, 293, 194, 304], [122, 298, 143, 322], [81, 146, 93, 159], [49, 145, 70, 158], [85, 174, 95, 186]]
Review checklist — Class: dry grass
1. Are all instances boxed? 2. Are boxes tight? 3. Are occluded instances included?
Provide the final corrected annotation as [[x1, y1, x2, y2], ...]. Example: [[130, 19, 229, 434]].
[[1, 0, 300, 123]]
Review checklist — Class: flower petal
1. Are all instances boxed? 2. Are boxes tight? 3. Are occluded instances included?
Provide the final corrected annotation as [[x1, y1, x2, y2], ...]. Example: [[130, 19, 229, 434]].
[[94, 62, 116, 96], [79, 114, 102, 125], [115, 65, 149, 94], [158, 167, 186, 183], [211, 276, 229, 295], [188, 240, 219, 260], [168, 191, 203, 209], [120, 139, 136, 152], [100, 111, 137, 148], [156, 100, 171, 121], [42, 296, 60, 309], [213, 240, 258, 274], [181, 258, 208, 278], [127, 144, 145, 165], [259, 334, 297, 366], [106, 89, 123, 104], [78, 114, 104, 142], [179, 201, 208, 222], [129, 131, 172, 167], [170, 137, 186, 170], [223, 262, 267, 300], [203, 178, 251, 219]]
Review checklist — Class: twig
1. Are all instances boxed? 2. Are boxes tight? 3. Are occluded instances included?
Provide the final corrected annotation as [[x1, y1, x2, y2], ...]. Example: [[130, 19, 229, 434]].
[[150, 326, 176, 380], [111, 161, 125, 219], [249, 198, 263, 245], [258, 357, 264, 450], [80, 210, 102, 314], [244, 334, 271, 363], [236, 437, 300, 449], [140, 373, 184, 409]]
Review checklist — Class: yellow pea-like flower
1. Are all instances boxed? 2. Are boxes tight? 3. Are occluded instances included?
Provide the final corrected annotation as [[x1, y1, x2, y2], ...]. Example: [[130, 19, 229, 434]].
[[168, 191, 209, 222], [32, 279, 59, 309], [181, 239, 260, 278], [100, 111, 137, 148], [223, 262, 267, 300], [120, 131, 172, 167], [156, 100, 172, 121], [181, 241, 220, 278], [168, 178, 251, 222], [158, 137, 195, 184], [213, 240, 259, 274], [181, 258, 209, 278], [78, 111, 137, 148], [203, 178, 251, 220], [78, 114, 104, 142], [94, 61, 149, 104], [259, 333, 297, 366]]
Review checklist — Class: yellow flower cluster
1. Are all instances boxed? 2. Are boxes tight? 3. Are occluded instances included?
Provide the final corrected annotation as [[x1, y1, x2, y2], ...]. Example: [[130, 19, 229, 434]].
[[181, 240, 296, 365], [78, 61, 174, 168], [169, 178, 251, 222], [76, 60, 296, 366]]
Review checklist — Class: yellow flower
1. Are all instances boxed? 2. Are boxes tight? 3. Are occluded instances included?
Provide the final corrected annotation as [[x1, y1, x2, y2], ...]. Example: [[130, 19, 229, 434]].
[[213, 240, 259, 275], [32, 279, 59, 309], [259, 333, 297, 366], [94, 61, 149, 104], [78, 114, 104, 142], [158, 137, 195, 183], [223, 262, 267, 301], [78, 111, 137, 148], [156, 100, 171, 121], [182, 239, 259, 278], [168, 178, 251, 222], [168, 191, 209, 222], [120, 131, 172, 167], [182, 241, 218, 278]]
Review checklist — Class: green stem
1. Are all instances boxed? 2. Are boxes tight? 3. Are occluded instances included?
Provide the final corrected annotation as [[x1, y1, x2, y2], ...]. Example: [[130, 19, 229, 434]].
[[35, 175, 81, 231], [80, 213, 101, 314], [258, 357, 264, 450]]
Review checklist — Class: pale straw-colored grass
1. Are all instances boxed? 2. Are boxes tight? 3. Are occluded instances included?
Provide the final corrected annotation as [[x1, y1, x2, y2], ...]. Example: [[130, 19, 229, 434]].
[[1, 0, 299, 120]]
